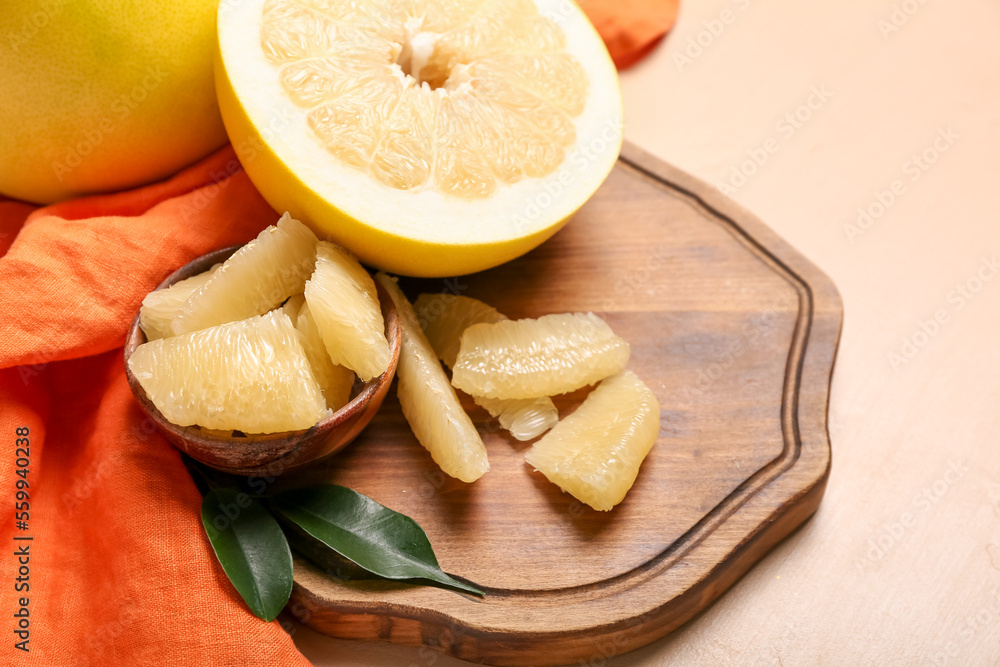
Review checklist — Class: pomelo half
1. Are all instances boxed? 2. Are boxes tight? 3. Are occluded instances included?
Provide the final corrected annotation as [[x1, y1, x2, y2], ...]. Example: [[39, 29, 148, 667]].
[[216, 0, 623, 277]]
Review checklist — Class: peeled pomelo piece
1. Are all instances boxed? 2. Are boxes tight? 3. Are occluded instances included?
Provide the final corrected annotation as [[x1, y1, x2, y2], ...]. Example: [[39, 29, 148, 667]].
[[413, 294, 505, 368], [170, 213, 318, 335], [296, 301, 355, 410], [282, 293, 306, 322], [128, 310, 329, 433], [304, 241, 389, 381], [376, 273, 489, 482], [414, 293, 557, 441], [452, 312, 629, 400], [525, 370, 659, 511], [139, 263, 221, 341], [473, 395, 559, 442], [216, 0, 623, 277]]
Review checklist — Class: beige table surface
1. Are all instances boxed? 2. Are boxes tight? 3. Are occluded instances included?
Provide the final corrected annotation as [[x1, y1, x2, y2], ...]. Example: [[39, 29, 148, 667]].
[[293, 0, 1000, 664]]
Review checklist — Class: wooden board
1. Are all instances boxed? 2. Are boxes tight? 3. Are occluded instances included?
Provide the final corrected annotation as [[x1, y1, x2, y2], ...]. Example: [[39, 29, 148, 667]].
[[279, 143, 842, 666]]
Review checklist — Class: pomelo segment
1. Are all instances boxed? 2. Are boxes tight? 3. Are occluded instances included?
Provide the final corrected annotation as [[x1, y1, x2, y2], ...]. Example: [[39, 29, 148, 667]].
[[451, 312, 629, 399], [139, 263, 220, 341], [282, 293, 306, 322], [170, 213, 318, 335], [376, 274, 489, 483], [128, 310, 329, 433], [474, 395, 559, 442], [414, 294, 505, 368], [414, 293, 557, 441], [259, 0, 585, 197], [525, 370, 660, 511], [296, 301, 355, 410], [304, 241, 390, 381], [216, 0, 623, 276]]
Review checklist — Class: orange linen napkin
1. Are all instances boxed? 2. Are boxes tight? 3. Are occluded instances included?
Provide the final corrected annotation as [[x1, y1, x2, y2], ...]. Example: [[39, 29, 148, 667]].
[[0, 148, 310, 666], [582, 0, 680, 69]]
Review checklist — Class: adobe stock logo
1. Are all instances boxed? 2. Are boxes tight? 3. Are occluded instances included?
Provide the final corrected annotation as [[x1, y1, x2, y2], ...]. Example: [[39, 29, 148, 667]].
[[673, 0, 757, 72], [887, 254, 998, 370], [844, 127, 959, 244], [508, 116, 621, 234], [50, 65, 171, 182], [854, 459, 968, 571], [716, 85, 834, 196], [877, 0, 932, 39]]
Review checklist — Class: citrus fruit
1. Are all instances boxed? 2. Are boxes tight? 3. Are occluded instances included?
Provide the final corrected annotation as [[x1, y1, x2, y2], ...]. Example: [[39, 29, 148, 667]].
[[413, 294, 505, 368], [139, 263, 220, 341], [282, 293, 306, 322], [216, 0, 623, 276], [451, 312, 629, 399], [0, 0, 227, 204], [376, 274, 489, 482], [171, 213, 318, 336], [473, 395, 559, 442], [525, 370, 660, 511], [128, 310, 329, 433], [414, 293, 557, 440], [304, 241, 390, 381], [296, 301, 355, 410]]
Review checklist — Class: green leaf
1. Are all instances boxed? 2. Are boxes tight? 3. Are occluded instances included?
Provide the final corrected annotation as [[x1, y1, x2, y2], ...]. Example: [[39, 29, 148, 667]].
[[200, 488, 293, 621], [271, 485, 484, 596]]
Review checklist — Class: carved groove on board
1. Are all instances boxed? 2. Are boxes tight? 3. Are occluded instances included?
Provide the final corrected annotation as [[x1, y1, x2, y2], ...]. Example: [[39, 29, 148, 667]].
[[289, 143, 842, 665], [454, 154, 819, 603]]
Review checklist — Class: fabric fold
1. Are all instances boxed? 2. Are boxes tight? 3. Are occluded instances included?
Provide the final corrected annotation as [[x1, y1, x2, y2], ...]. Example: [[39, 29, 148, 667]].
[[0, 150, 309, 666], [0, 149, 276, 369]]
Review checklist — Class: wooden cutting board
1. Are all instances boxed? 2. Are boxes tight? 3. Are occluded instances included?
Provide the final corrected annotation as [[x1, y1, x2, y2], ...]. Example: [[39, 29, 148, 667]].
[[280, 143, 842, 666]]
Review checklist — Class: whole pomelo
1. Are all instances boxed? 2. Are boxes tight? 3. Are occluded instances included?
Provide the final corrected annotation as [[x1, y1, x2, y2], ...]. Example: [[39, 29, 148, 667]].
[[0, 0, 228, 204]]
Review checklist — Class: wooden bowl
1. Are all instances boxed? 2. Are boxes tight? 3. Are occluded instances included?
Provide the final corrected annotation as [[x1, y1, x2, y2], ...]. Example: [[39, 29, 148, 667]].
[[124, 245, 401, 477]]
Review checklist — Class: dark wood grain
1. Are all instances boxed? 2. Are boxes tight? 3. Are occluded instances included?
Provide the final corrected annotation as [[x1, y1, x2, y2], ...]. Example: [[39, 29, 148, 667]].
[[123, 246, 401, 477], [284, 143, 843, 665]]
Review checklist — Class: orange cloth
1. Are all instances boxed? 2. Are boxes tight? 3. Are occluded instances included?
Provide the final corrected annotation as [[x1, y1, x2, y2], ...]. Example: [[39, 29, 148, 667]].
[[0, 8, 678, 662], [0, 149, 309, 665], [582, 0, 680, 69]]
